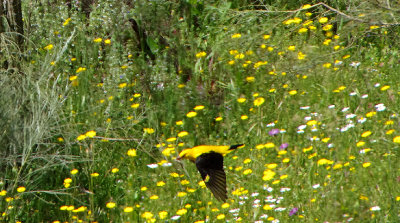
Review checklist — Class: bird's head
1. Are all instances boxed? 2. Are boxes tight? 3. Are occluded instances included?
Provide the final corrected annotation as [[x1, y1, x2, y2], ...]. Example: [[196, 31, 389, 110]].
[[176, 149, 189, 160]]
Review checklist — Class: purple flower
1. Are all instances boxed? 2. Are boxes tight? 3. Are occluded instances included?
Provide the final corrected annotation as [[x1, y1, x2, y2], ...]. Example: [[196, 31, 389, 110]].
[[289, 207, 299, 216], [280, 143, 289, 150], [268, 128, 280, 136]]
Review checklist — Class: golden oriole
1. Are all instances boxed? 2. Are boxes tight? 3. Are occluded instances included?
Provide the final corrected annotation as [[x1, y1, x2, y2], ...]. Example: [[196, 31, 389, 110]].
[[177, 144, 244, 201]]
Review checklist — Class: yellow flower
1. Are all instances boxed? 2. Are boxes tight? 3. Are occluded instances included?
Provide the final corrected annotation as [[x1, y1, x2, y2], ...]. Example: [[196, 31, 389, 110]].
[[0, 190, 7, 196], [317, 158, 334, 166], [44, 44, 54, 50], [323, 39, 331, 45], [266, 163, 277, 169], [70, 169, 78, 175], [356, 141, 365, 147], [17, 187, 26, 193], [118, 83, 127, 88], [94, 38, 102, 43], [253, 97, 265, 107], [131, 103, 140, 108], [323, 24, 333, 31], [106, 202, 116, 209], [302, 4, 312, 9], [177, 192, 187, 197], [196, 51, 207, 58], [111, 168, 119, 173], [178, 131, 189, 137], [361, 131, 372, 138], [180, 180, 189, 185], [170, 172, 180, 178], [150, 195, 159, 200], [141, 211, 154, 219], [127, 149, 137, 157], [76, 67, 86, 73], [362, 162, 371, 168], [141, 186, 148, 191], [157, 181, 166, 187], [124, 207, 134, 213], [333, 163, 343, 170], [343, 54, 351, 59], [221, 203, 230, 209], [322, 137, 330, 143], [323, 63, 332, 68], [76, 134, 86, 141], [72, 206, 87, 213], [366, 111, 376, 117], [104, 39, 111, 44], [215, 116, 223, 121], [176, 208, 187, 215], [237, 98, 246, 103], [298, 27, 308, 33], [262, 169, 276, 181], [289, 90, 298, 95], [217, 214, 225, 220], [263, 34, 271, 39], [307, 120, 317, 126], [63, 18, 72, 26], [240, 115, 248, 120], [264, 142, 275, 148], [243, 158, 252, 164], [186, 111, 197, 118], [91, 172, 99, 177], [85, 130, 96, 138], [243, 169, 252, 175], [263, 204, 273, 210], [194, 105, 205, 110], [159, 211, 168, 219], [229, 50, 238, 55], [246, 76, 255, 82], [143, 128, 155, 134], [166, 137, 177, 142], [298, 51, 306, 60], [288, 45, 296, 51], [235, 53, 245, 59], [381, 85, 390, 91], [386, 129, 395, 135], [69, 75, 77, 81], [231, 33, 242, 39], [319, 17, 329, 24]]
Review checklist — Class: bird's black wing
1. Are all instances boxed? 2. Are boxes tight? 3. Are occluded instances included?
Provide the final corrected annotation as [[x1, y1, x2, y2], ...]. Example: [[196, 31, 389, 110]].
[[195, 152, 227, 201]]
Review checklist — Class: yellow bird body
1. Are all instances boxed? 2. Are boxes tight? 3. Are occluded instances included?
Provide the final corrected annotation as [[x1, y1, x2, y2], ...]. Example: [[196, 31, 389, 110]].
[[177, 144, 244, 201], [178, 145, 233, 162]]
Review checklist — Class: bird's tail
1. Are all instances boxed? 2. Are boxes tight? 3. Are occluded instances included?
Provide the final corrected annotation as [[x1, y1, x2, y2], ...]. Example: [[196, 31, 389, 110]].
[[229, 144, 244, 150]]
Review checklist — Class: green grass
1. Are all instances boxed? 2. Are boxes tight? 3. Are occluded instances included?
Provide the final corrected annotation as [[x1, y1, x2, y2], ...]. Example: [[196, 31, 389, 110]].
[[2, 1, 400, 222]]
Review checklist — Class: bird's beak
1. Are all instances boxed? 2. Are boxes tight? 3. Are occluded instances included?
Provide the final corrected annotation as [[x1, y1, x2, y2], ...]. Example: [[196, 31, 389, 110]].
[[176, 156, 182, 160]]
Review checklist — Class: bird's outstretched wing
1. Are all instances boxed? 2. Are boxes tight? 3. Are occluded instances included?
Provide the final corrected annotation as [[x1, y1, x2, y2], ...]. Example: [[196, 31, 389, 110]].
[[195, 152, 227, 201]]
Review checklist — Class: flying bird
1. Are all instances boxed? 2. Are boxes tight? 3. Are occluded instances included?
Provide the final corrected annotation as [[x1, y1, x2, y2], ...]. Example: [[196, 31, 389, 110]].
[[177, 144, 244, 201]]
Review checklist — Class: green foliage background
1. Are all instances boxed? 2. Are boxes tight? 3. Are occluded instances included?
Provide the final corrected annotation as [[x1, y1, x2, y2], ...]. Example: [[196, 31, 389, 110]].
[[1, 0, 400, 222]]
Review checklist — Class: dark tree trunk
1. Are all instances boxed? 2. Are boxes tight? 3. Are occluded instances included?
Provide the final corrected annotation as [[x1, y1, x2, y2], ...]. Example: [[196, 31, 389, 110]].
[[0, 0, 24, 46], [11, 0, 23, 46]]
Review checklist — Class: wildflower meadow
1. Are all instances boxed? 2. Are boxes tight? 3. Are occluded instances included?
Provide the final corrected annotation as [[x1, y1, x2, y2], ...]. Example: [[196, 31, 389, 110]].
[[1, 1, 400, 222]]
